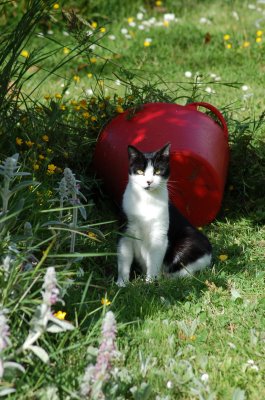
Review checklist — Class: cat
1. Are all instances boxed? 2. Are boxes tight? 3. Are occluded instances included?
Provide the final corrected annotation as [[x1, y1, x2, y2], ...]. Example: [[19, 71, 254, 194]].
[[116, 143, 212, 287]]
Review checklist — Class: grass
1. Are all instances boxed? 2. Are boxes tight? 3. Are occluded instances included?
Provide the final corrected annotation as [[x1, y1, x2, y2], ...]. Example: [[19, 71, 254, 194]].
[[1, 0, 265, 399]]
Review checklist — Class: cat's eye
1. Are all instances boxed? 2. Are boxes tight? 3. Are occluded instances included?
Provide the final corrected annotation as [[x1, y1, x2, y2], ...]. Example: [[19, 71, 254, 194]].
[[137, 169, 144, 175], [154, 170, 161, 175]]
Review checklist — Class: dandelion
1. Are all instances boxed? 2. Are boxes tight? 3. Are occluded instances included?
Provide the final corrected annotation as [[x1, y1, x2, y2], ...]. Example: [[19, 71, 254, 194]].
[[55, 93, 62, 99], [256, 37, 262, 43], [155, 0, 163, 6], [47, 148, 53, 153], [82, 112, 89, 119], [87, 73, 93, 78], [60, 104, 66, 111], [47, 164, 57, 175], [223, 34, 230, 41], [16, 137, 23, 145], [21, 50, 29, 58], [25, 140, 34, 148], [219, 254, 228, 261], [90, 57, 97, 64], [33, 164, 40, 171], [144, 38, 152, 47], [100, 27, 106, 33], [91, 21, 97, 29], [226, 43, 232, 49], [53, 311, 67, 320], [91, 116, 97, 122], [163, 20, 170, 27], [88, 231, 98, 240], [116, 105, 124, 113], [73, 75, 80, 83], [63, 47, 70, 54], [101, 297, 111, 306], [256, 30, 263, 37], [53, 3, 60, 10], [243, 41, 250, 48], [44, 94, 51, 100], [42, 134, 49, 142]]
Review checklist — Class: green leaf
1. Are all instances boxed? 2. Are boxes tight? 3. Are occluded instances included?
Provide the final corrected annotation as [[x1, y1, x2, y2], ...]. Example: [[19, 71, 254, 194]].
[[10, 180, 39, 195]]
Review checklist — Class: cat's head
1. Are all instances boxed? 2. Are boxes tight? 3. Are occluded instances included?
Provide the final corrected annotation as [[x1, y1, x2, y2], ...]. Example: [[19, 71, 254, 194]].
[[127, 143, 170, 191]]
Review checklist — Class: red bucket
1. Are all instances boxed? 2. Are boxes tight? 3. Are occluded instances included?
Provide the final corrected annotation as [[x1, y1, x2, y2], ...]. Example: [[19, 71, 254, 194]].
[[93, 102, 229, 226]]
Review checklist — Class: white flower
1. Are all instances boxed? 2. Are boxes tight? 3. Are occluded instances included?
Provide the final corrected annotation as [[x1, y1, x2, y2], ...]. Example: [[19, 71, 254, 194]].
[[164, 13, 176, 21], [184, 71, 192, 78], [232, 11, 239, 20], [199, 17, 211, 24], [248, 4, 256, 9], [63, 31, 69, 36], [137, 12, 144, 20], [85, 89, 93, 96], [166, 380, 173, 389], [242, 85, 249, 91], [108, 34, 116, 40], [115, 79, 121, 86], [145, 38, 152, 43], [205, 86, 214, 93], [201, 373, 209, 383], [129, 21, 136, 27], [247, 359, 255, 365], [215, 76, 221, 81], [125, 34, 132, 39], [47, 30, 54, 35], [121, 28, 128, 34], [138, 24, 145, 30]]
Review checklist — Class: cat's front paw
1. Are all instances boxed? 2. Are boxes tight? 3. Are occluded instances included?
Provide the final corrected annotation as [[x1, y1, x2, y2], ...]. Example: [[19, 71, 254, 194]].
[[116, 278, 127, 287]]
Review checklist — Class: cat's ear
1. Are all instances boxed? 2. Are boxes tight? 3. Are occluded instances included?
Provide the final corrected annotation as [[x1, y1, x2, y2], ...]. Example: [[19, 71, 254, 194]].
[[128, 145, 142, 160], [158, 143, 171, 157]]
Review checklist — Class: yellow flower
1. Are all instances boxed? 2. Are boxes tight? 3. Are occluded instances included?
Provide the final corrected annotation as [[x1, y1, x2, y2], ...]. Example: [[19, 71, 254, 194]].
[[223, 34, 230, 41], [73, 75, 80, 83], [189, 335, 196, 341], [226, 43, 232, 49], [42, 134, 49, 142], [144, 39, 152, 47], [219, 254, 228, 261], [116, 105, 124, 113], [155, 0, 163, 6], [79, 99, 87, 108], [60, 104, 66, 111], [16, 137, 23, 145], [53, 3, 60, 10], [47, 164, 57, 174], [91, 116, 97, 122], [33, 163, 40, 171], [44, 94, 51, 100], [243, 41, 250, 48], [256, 30, 263, 37], [82, 112, 90, 119], [256, 37, 262, 43], [91, 21, 97, 29], [88, 231, 98, 240], [74, 105, 81, 111], [90, 57, 97, 63], [70, 100, 78, 106], [25, 140, 34, 147], [127, 17, 134, 24], [47, 148, 53, 153], [100, 27, 106, 33], [39, 154, 45, 160], [163, 20, 170, 27], [101, 297, 111, 306], [87, 73, 93, 78], [63, 47, 70, 54], [54, 311, 67, 320], [55, 93, 62, 99], [21, 50, 29, 58], [117, 96, 123, 104]]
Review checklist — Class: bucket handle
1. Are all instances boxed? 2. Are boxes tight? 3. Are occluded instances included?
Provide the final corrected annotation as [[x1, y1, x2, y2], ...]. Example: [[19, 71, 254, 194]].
[[188, 101, 228, 137]]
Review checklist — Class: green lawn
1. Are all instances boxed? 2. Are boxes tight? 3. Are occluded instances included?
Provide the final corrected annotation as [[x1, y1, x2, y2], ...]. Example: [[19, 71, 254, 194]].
[[1, 1, 265, 399]]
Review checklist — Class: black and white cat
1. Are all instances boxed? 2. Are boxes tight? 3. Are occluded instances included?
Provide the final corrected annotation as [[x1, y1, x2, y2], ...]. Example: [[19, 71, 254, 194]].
[[116, 143, 212, 287]]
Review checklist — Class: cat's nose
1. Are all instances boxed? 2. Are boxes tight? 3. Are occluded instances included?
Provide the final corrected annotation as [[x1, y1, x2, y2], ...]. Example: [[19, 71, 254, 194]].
[[147, 180, 153, 186]]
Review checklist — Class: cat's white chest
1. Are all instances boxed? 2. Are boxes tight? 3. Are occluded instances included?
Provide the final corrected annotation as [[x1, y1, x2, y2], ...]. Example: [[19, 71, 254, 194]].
[[122, 181, 169, 270]]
